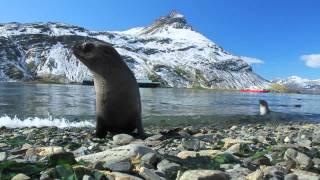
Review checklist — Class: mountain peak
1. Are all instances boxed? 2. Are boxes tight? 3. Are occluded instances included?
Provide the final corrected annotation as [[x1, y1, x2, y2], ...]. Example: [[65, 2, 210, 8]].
[[167, 10, 185, 19], [140, 11, 192, 35]]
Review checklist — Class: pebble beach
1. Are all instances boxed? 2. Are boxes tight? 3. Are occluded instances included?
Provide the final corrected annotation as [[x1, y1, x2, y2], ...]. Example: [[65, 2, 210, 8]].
[[0, 121, 320, 180]]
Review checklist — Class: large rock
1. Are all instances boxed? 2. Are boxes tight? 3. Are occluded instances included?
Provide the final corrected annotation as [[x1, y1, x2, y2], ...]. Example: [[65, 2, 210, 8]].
[[76, 144, 155, 163], [291, 169, 320, 180], [11, 173, 31, 180], [113, 134, 134, 145], [103, 159, 132, 172], [284, 148, 313, 170], [179, 170, 229, 180]]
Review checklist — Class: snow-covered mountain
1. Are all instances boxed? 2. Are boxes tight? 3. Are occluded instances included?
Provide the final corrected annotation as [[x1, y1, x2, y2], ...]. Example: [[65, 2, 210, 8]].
[[273, 76, 320, 90], [0, 11, 268, 89]]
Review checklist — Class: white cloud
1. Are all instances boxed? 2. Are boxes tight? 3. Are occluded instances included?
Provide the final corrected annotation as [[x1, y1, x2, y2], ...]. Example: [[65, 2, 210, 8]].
[[301, 54, 320, 68], [240, 56, 264, 65]]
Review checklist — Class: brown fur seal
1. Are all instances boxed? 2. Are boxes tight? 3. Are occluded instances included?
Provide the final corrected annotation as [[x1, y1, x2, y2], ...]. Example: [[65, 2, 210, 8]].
[[259, 100, 270, 116], [72, 41, 144, 138]]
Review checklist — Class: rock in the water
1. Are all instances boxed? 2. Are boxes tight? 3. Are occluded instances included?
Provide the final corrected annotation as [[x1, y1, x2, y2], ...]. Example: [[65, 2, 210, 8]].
[[76, 144, 155, 163], [181, 138, 200, 151], [0, 151, 7, 161], [48, 152, 77, 167], [179, 170, 229, 180], [139, 167, 163, 180], [113, 134, 134, 145], [103, 159, 132, 172], [157, 159, 181, 179], [11, 173, 31, 180], [284, 148, 313, 170]]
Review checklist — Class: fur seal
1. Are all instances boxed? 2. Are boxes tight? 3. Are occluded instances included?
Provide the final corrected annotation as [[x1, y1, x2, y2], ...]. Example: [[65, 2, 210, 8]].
[[259, 100, 270, 116], [72, 41, 144, 138]]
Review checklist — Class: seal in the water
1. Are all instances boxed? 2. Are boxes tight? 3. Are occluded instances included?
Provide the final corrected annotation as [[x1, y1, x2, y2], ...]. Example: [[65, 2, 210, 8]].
[[259, 100, 270, 116], [73, 41, 144, 138]]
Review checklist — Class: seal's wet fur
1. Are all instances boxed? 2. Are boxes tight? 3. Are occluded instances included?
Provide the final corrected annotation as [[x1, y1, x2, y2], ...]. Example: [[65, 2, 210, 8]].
[[73, 41, 144, 138]]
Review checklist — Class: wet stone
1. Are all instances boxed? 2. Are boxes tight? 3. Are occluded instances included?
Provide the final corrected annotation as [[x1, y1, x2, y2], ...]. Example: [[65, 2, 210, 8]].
[[82, 175, 94, 180], [48, 152, 77, 167], [145, 134, 163, 141], [103, 159, 132, 172], [179, 170, 229, 180], [141, 152, 158, 168], [138, 167, 163, 180], [284, 173, 298, 180], [112, 134, 134, 145], [181, 138, 200, 151], [157, 159, 181, 179], [0, 151, 7, 161], [284, 148, 313, 170], [11, 173, 31, 180]]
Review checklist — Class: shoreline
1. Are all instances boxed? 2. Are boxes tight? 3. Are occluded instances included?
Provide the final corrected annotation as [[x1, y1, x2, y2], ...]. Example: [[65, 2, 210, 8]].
[[3, 81, 319, 95], [0, 122, 320, 179]]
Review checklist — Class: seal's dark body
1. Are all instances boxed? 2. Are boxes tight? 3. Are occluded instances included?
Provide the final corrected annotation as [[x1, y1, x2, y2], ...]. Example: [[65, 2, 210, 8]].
[[73, 41, 144, 138]]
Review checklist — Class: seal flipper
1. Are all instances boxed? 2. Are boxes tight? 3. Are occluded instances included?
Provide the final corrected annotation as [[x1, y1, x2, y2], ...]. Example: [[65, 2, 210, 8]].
[[136, 118, 146, 139], [96, 116, 108, 138]]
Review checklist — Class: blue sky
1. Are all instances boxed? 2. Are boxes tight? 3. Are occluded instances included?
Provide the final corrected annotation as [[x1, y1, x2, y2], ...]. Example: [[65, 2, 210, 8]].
[[0, 0, 319, 80]]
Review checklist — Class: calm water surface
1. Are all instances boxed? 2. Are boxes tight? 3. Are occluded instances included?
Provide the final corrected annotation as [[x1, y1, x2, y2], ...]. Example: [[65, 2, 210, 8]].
[[0, 82, 320, 125]]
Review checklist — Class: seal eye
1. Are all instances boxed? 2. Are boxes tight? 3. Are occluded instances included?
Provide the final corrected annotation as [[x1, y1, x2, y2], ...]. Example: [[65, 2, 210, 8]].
[[82, 43, 95, 53]]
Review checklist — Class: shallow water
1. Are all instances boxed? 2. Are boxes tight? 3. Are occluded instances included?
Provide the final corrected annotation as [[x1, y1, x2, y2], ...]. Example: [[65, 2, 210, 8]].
[[0, 82, 320, 127]]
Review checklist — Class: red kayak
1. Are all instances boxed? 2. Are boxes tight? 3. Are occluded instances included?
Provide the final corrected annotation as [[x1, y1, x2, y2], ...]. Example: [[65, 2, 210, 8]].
[[240, 89, 270, 93]]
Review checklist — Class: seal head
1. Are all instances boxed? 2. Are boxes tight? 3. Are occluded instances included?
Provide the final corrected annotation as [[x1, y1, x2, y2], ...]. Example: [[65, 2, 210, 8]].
[[259, 100, 270, 116]]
